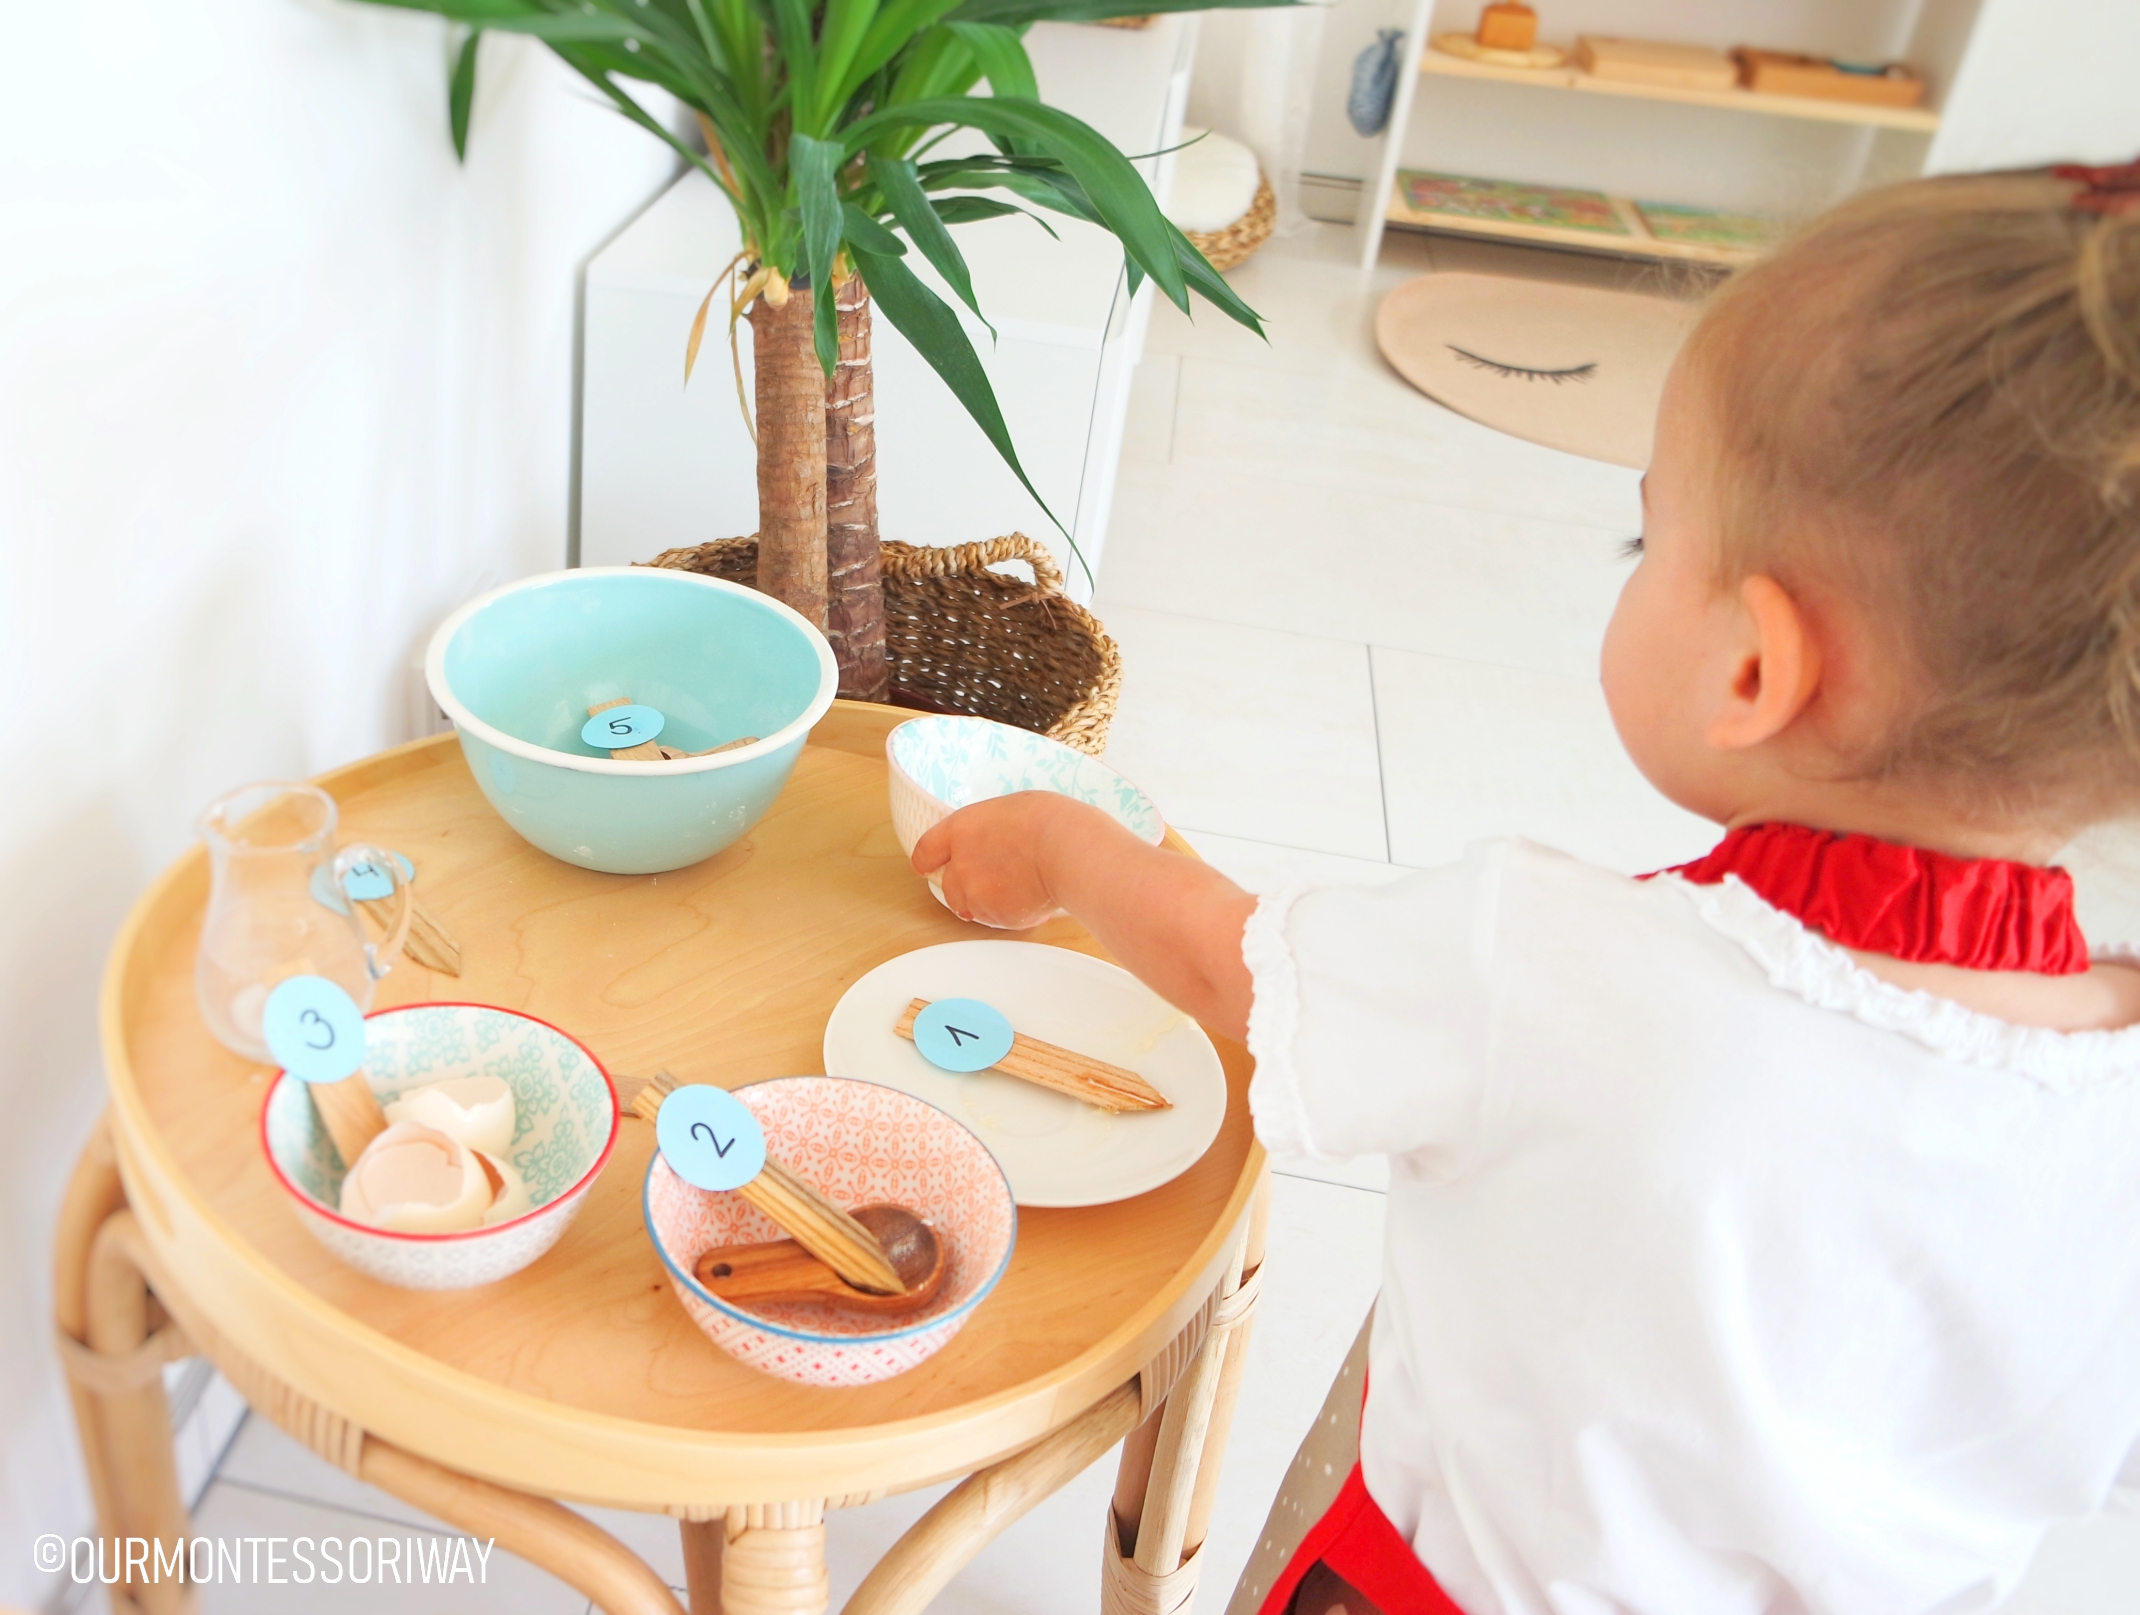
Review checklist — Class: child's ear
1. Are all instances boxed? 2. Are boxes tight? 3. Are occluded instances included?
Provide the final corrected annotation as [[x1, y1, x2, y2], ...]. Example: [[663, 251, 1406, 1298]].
[[1708, 574, 1821, 750]]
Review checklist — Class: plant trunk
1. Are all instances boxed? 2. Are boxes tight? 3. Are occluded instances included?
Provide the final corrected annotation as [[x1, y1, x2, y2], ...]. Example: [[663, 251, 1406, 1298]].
[[825, 277, 888, 701], [748, 287, 828, 628]]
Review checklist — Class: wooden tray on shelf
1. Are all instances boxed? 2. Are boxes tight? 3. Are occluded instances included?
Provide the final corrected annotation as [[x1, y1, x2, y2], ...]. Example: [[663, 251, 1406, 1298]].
[[1387, 169, 1770, 265]]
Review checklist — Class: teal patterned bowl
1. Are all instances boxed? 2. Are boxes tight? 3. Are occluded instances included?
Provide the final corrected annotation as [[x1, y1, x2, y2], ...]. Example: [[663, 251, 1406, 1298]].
[[887, 717, 1165, 911], [260, 1002, 619, 1290], [426, 567, 838, 875]]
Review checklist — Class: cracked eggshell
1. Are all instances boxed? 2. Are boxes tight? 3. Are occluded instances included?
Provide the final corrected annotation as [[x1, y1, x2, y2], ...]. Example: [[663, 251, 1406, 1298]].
[[384, 1074, 517, 1157]]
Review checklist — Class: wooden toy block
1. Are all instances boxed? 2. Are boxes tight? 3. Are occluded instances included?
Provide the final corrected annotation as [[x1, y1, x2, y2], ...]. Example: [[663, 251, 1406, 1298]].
[[1732, 47, 1926, 108], [1477, 2, 1538, 52], [1575, 36, 1737, 91]]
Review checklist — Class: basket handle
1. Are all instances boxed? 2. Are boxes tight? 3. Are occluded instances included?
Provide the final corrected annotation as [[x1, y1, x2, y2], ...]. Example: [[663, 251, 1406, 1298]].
[[898, 533, 1067, 597]]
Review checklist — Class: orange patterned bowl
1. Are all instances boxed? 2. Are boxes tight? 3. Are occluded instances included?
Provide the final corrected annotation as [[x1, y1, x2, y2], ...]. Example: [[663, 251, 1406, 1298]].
[[642, 1076, 1017, 1386]]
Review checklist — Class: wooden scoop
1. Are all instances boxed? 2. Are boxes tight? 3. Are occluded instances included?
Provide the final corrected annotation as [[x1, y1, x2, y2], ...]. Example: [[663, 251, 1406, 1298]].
[[624, 1071, 909, 1296], [311, 1073, 391, 1170], [693, 1204, 945, 1314], [894, 998, 1172, 1113]]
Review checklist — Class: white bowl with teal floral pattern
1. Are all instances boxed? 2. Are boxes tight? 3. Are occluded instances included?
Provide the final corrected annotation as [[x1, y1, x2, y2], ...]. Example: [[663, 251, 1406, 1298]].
[[887, 717, 1164, 911], [260, 1003, 620, 1290]]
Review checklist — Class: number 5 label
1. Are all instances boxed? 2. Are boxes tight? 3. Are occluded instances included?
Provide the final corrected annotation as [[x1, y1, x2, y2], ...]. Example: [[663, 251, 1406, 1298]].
[[581, 704, 665, 749]]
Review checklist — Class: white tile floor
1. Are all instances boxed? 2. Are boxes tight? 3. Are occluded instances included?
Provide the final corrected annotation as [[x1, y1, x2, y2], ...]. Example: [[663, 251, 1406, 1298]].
[[142, 221, 2140, 1614]]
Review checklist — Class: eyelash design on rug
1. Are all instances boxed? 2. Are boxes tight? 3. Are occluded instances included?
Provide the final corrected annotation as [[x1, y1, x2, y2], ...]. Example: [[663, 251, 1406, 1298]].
[[1446, 345, 1599, 384]]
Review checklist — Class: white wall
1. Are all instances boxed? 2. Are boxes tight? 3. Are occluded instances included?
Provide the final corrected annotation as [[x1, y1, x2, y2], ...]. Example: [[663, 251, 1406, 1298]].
[[1928, 0, 2140, 172], [0, 2, 675, 1600]]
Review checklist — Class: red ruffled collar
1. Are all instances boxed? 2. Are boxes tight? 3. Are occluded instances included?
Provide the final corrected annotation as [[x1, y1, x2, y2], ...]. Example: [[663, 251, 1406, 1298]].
[[1653, 823, 2088, 975]]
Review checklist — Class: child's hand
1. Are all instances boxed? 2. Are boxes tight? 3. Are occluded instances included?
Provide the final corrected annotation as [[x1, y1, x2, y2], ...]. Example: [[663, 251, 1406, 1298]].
[[910, 792, 1079, 929], [914, 791, 1256, 1039]]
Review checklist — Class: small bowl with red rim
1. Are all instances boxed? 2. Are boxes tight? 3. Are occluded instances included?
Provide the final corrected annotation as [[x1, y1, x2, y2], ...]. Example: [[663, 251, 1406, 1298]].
[[261, 1002, 619, 1289], [644, 1076, 1016, 1386]]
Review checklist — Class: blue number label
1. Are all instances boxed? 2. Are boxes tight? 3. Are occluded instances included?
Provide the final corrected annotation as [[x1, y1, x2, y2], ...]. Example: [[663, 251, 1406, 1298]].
[[913, 998, 1015, 1073], [655, 1084, 767, 1193], [582, 704, 665, 749], [262, 976, 368, 1084], [311, 851, 415, 914]]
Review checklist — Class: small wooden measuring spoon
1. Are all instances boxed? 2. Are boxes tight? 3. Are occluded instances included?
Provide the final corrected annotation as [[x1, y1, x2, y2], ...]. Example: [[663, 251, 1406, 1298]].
[[693, 1205, 945, 1314], [627, 1071, 910, 1296]]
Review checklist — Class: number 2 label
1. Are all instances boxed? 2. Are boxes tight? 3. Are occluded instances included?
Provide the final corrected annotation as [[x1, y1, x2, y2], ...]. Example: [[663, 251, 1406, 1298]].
[[655, 1083, 767, 1192]]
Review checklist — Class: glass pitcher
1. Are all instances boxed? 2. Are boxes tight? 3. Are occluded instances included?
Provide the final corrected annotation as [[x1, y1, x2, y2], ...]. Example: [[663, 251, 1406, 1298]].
[[194, 782, 411, 1062]]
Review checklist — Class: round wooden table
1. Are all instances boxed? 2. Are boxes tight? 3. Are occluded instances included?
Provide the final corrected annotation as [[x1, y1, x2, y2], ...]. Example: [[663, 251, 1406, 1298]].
[[57, 701, 1267, 1615]]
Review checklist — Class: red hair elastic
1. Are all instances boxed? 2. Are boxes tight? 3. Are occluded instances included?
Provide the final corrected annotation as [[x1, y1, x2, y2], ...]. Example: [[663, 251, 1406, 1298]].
[[2053, 158, 2140, 216]]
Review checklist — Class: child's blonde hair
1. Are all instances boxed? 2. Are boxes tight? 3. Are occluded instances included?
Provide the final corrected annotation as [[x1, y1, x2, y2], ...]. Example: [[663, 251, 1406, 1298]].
[[1687, 166, 2140, 816]]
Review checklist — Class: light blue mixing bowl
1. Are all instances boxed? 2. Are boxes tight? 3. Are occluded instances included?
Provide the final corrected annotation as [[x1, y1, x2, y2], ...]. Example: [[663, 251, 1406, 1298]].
[[425, 568, 838, 874]]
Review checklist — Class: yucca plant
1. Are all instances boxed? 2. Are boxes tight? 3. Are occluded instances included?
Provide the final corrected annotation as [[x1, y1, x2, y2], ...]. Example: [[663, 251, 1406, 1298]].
[[354, 0, 1284, 699]]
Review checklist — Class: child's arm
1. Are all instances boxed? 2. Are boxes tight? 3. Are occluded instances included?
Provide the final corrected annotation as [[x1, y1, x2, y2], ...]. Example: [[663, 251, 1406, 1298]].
[[910, 793, 1257, 1042]]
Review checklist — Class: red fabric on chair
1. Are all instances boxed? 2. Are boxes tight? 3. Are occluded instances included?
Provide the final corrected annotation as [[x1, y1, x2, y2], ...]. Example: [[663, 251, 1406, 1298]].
[[1253, 1461, 1464, 1615]]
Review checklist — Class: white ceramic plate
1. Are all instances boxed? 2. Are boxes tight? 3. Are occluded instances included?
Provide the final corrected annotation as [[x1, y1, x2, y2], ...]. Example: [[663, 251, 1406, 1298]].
[[823, 941, 1228, 1208]]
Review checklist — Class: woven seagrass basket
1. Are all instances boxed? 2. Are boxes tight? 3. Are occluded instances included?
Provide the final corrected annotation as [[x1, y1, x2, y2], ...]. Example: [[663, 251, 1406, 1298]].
[[1185, 173, 1277, 273], [642, 533, 1122, 755]]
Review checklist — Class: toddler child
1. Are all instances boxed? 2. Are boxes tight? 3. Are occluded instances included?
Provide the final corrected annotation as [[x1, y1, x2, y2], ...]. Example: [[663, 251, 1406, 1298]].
[[912, 161, 2140, 1613]]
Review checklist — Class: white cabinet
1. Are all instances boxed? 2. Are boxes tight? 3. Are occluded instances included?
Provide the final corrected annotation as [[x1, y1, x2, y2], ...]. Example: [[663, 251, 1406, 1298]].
[[577, 19, 1198, 602]]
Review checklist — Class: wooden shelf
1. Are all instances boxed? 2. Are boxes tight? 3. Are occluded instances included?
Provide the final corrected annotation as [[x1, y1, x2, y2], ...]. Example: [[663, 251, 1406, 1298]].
[[1418, 45, 1941, 134], [1385, 183, 1758, 266]]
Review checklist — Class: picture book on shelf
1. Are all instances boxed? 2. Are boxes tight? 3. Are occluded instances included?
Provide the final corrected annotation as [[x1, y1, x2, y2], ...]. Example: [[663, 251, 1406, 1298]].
[[1632, 200, 1773, 250], [1397, 171, 1631, 236]]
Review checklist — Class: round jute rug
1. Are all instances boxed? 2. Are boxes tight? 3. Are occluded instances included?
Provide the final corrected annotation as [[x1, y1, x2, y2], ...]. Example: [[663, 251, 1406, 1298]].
[[1375, 271, 1701, 468]]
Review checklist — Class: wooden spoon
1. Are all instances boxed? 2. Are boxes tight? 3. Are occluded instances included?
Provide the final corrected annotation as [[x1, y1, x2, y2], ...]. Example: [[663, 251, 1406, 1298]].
[[693, 1204, 946, 1315]]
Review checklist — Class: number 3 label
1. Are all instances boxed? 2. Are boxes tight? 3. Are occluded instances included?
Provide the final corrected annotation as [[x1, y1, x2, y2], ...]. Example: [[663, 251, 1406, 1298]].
[[581, 704, 665, 749], [262, 976, 368, 1084], [655, 1084, 767, 1192]]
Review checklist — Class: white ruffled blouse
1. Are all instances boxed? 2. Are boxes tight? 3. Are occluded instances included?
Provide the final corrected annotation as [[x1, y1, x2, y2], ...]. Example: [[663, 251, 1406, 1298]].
[[1243, 838, 2140, 1615]]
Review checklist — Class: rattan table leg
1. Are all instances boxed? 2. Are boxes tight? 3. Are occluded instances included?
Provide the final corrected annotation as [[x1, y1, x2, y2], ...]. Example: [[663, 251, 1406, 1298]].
[[682, 1519, 725, 1615], [77, 1198, 686, 1615], [53, 1119, 144, 1587], [721, 1502, 829, 1615], [1181, 1169, 1271, 1560], [58, 1125, 193, 1615], [1104, 1165, 1270, 1615], [361, 1443, 687, 1615], [844, 1379, 1143, 1615]]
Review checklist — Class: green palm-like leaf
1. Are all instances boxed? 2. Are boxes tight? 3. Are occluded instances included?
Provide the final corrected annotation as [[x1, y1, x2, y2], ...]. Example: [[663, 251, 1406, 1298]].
[[945, 21, 1037, 100], [344, 0, 1299, 536], [790, 132, 846, 369], [847, 239, 1058, 530], [869, 155, 988, 330], [845, 95, 1189, 310], [449, 29, 481, 158]]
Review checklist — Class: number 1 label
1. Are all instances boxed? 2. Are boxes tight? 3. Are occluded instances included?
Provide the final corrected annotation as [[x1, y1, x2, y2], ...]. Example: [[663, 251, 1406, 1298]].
[[913, 998, 1015, 1073]]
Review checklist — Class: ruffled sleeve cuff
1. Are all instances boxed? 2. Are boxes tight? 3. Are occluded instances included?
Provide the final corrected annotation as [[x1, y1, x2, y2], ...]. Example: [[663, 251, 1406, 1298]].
[[1243, 883, 1317, 1158]]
